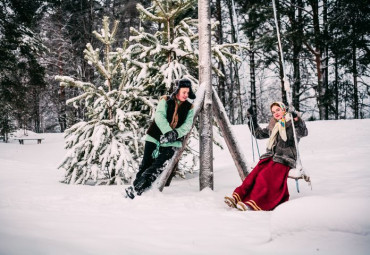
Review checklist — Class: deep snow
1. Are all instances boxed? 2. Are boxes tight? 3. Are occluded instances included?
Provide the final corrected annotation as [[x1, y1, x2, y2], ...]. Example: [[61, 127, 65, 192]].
[[1, 119, 370, 255]]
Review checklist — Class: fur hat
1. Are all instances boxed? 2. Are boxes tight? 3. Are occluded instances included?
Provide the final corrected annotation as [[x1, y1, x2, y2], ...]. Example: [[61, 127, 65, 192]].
[[172, 79, 196, 100]]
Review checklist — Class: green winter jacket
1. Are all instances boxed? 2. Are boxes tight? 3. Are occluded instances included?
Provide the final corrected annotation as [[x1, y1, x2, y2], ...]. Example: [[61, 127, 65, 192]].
[[145, 97, 194, 148]]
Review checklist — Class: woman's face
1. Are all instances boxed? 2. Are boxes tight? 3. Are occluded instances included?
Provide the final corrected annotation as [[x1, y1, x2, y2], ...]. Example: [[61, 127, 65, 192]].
[[271, 105, 286, 120], [176, 88, 189, 102]]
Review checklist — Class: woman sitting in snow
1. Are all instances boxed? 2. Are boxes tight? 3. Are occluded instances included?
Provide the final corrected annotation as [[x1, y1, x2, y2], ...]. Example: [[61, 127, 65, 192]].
[[224, 102, 308, 211], [125, 79, 196, 199]]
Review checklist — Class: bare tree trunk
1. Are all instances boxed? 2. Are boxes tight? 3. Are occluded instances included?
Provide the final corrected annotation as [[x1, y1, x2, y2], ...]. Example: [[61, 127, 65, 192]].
[[320, 53, 328, 120], [313, 0, 326, 119], [198, 0, 213, 191], [215, 0, 227, 107], [323, 0, 329, 119], [249, 49, 257, 111], [334, 56, 339, 119], [352, 39, 359, 119], [34, 91, 41, 133], [305, 0, 326, 119], [228, 62, 235, 124], [290, 0, 303, 111], [58, 32, 67, 131], [227, 0, 243, 124], [292, 50, 301, 110]]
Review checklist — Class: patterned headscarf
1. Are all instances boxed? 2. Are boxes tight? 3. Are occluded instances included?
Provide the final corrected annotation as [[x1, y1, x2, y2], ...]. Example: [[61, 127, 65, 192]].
[[270, 101, 287, 114], [267, 101, 289, 149]]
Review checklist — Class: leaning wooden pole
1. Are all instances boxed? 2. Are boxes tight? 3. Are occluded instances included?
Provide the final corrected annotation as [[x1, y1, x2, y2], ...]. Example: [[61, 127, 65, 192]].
[[157, 87, 206, 192], [212, 87, 249, 180], [198, 0, 213, 191]]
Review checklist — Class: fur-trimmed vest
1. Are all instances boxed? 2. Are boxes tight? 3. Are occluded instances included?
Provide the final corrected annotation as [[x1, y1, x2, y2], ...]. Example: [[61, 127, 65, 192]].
[[250, 117, 308, 168], [146, 95, 193, 141]]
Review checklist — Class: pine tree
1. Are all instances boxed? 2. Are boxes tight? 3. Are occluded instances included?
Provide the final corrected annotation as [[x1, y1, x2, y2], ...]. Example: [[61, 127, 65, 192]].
[[124, 0, 243, 176], [329, 0, 370, 119], [0, 0, 47, 133], [56, 17, 154, 185]]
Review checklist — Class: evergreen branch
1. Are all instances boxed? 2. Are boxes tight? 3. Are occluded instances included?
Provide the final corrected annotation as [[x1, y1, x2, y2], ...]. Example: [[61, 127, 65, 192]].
[[84, 43, 110, 78], [55, 76, 96, 91], [171, 0, 196, 20], [137, 3, 166, 22], [110, 20, 120, 40], [153, 0, 168, 18], [66, 92, 93, 107]]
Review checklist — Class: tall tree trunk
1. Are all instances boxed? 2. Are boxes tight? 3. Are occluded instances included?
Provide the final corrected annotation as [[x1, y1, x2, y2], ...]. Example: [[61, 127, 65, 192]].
[[198, 0, 213, 191], [215, 0, 227, 107], [350, 12, 359, 119], [323, 0, 329, 119], [290, 0, 303, 111], [227, 0, 242, 124], [249, 49, 257, 112], [334, 56, 339, 119], [313, 0, 326, 120], [292, 47, 301, 111], [246, 5, 257, 115], [352, 39, 359, 119], [228, 62, 235, 124], [34, 91, 41, 133], [306, 0, 325, 119], [58, 36, 67, 131]]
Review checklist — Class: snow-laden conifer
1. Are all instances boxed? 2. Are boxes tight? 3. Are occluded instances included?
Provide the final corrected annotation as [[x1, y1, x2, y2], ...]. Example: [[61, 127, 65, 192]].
[[125, 0, 246, 176], [56, 17, 154, 185]]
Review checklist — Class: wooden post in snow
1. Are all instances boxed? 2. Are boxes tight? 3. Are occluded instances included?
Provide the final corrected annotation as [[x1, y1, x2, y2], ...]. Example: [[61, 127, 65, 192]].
[[198, 0, 213, 191], [212, 87, 249, 180]]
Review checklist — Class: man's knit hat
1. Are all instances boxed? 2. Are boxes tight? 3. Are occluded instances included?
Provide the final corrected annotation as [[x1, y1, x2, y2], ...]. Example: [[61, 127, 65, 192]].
[[173, 79, 196, 100]]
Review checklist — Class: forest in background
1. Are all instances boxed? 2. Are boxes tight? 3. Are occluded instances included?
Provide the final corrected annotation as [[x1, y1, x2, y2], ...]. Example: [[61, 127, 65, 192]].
[[1, 0, 370, 136]]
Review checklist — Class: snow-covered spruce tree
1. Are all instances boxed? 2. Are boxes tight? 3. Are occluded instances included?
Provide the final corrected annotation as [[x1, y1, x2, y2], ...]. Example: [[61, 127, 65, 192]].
[[125, 0, 244, 177], [56, 17, 154, 185]]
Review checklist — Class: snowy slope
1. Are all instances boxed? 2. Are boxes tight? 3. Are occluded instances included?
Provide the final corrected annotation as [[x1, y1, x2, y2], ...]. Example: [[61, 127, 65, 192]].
[[0, 120, 369, 255]]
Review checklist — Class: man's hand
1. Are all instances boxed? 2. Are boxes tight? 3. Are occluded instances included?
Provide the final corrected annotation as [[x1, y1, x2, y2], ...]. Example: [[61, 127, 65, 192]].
[[160, 130, 179, 143]]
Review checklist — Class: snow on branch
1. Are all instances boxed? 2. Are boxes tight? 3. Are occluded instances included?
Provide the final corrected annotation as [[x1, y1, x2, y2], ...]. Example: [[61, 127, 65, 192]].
[[56, 17, 154, 185], [137, 3, 166, 23]]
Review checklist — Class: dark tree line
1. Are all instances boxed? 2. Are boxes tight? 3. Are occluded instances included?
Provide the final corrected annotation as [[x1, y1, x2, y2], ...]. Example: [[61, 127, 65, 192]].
[[1, 0, 369, 140], [0, 0, 47, 141], [230, 0, 370, 121]]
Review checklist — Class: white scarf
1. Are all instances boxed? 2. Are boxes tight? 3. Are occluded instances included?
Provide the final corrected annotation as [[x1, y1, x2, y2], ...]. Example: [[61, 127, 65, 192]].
[[266, 114, 291, 150]]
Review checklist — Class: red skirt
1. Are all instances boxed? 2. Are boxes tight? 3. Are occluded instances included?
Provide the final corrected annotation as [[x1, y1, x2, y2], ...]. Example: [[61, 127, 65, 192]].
[[232, 157, 290, 211]]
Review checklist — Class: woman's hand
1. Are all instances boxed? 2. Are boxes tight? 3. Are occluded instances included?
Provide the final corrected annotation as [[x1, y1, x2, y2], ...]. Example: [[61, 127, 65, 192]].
[[288, 106, 299, 121]]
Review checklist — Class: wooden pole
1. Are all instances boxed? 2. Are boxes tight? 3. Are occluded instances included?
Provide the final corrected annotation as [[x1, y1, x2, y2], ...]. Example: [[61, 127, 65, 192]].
[[212, 87, 249, 180], [198, 0, 213, 191]]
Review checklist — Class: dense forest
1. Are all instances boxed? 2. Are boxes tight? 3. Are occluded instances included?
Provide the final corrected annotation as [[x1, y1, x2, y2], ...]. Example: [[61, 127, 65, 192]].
[[1, 0, 369, 136]]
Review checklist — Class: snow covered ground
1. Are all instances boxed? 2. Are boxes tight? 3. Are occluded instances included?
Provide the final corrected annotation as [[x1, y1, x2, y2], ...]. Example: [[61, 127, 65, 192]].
[[1, 119, 370, 255]]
